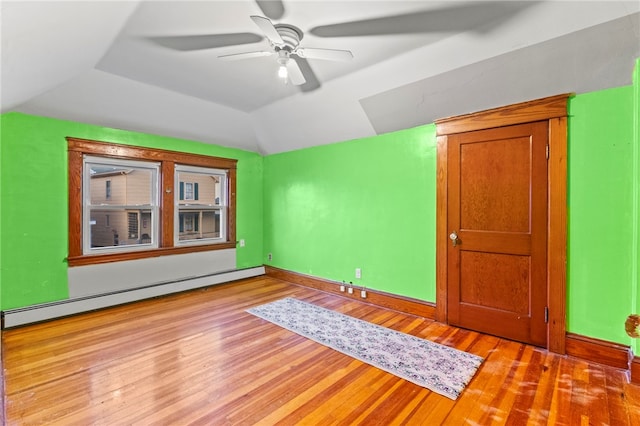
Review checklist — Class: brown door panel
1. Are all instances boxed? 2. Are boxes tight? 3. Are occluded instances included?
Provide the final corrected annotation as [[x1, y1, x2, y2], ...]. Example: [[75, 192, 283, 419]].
[[453, 232, 532, 255], [447, 121, 548, 347], [452, 304, 545, 347]]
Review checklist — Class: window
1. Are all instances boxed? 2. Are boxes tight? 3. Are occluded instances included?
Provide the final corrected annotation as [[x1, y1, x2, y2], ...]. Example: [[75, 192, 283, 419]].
[[176, 165, 227, 244], [181, 213, 196, 232], [68, 138, 237, 266], [127, 212, 139, 239], [183, 182, 195, 200], [83, 156, 159, 254]]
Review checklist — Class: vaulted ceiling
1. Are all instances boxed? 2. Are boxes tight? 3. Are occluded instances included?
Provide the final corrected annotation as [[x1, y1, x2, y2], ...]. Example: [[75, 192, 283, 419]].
[[2, 1, 639, 154]]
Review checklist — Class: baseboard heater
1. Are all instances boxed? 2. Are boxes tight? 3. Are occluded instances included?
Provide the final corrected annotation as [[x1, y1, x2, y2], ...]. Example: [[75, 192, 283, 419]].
[[1, 266, 265, 328]]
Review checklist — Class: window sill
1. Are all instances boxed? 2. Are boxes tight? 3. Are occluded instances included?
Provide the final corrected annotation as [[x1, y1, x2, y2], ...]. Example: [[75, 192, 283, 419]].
[[67, 241, 237, 267]]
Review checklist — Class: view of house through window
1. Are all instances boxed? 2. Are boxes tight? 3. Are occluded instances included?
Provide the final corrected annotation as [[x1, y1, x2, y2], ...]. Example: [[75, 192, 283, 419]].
[[176, 165, 226, 244], [68, 138, 237, 265], [84, 157, 159, 253]]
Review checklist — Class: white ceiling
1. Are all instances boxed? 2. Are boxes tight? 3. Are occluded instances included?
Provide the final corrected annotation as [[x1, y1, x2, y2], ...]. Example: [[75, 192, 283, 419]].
[[2, 1, 639, 155]]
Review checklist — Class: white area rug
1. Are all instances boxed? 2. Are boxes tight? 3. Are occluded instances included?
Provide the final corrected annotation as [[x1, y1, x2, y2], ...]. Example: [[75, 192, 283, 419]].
[[247, 297, 484, 400]]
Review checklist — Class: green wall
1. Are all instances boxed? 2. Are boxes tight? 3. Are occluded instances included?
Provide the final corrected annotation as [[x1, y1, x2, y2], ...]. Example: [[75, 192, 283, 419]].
[[634, 58, 640, 353], [1, 61, 638, 350], [263, 76, 639, 347], [567, 86, 635, 346], [0, 112, 264, 310], [263, 125, 437, 301]]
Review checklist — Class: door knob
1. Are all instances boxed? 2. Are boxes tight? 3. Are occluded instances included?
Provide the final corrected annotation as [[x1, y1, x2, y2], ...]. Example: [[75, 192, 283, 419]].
[[449, 231, 459, 247]]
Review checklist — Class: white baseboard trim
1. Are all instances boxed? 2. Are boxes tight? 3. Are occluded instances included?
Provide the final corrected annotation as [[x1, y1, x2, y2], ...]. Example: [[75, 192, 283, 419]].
[[2, 266, 265, 328]]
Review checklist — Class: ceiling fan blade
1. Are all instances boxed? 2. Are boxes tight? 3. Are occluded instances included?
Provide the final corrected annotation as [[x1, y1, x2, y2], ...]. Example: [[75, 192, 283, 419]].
[[250, 15, 284, 45], [150, 33, 263, 51], [286, 59, 306, 85], [218, 51, 274, 61], [309, 2, 535, 37], [255, 0, 285, 20], [292, 56, 322, 92], [296, 47, 353, 62]]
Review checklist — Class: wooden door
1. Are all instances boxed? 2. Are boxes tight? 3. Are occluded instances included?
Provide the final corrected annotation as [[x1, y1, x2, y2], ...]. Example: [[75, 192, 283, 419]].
[[447, 121, 548, 347]]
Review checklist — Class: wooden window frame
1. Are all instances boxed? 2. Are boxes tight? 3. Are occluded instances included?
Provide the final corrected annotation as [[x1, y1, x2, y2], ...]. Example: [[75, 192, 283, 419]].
[[67, 137, 237, 267]]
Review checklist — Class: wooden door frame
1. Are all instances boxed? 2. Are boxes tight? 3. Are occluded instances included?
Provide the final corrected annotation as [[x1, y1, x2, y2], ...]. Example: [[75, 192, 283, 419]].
[[434, 94, 571, 354]]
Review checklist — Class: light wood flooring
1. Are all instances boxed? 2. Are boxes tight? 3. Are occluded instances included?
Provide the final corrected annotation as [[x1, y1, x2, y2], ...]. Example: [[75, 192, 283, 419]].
[[3, 276, 640, 425]]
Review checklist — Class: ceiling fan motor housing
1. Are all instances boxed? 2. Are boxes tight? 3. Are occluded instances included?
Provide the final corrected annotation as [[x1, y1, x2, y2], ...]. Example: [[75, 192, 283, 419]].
[[274, 24, 303, 51]]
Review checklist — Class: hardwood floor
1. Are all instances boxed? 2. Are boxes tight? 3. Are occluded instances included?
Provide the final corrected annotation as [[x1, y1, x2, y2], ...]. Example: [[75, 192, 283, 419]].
[[3, 276, 640, 425]]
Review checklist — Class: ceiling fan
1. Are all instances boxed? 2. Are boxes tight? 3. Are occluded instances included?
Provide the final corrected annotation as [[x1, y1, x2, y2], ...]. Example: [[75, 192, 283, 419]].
[[150, 0, 536, 90], [217, 15, 353, 86]]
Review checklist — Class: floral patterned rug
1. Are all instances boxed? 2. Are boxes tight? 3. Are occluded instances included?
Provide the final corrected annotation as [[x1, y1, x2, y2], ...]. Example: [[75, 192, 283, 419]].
[[247, 297, 484, 400]]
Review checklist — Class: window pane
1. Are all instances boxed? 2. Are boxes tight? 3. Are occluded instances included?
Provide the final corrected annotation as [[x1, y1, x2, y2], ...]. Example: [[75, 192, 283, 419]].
[[177, 172, 223, 205], [175, 165, 227, 245], [88, 164, 154, 206], [184, 182, 194, 200], [90, 208, 153, 248], [84, 156, 159, 254], [177, 210, 221, 241]]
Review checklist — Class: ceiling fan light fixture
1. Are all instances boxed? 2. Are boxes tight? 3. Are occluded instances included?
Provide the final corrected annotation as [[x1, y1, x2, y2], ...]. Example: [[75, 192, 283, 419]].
[[276, 50, 291, 83], [278, 64, 288, 81], [217, 14, 349, 87]]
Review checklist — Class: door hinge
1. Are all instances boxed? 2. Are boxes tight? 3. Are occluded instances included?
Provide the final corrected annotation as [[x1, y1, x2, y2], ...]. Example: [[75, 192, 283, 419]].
[[544, 306, 549, 323], [545, 144, 549, 160]]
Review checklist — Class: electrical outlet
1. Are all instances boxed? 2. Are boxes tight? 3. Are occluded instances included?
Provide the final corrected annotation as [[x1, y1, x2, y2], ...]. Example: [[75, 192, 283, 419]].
[[355, 268, 361, 279], [267, 253, 272, 261], [239, 239, 245, 247], [348, 287, 354, 294], [340, 285, 345, 292], [361, 289, 367, 298]]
